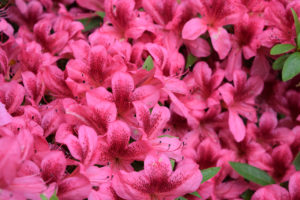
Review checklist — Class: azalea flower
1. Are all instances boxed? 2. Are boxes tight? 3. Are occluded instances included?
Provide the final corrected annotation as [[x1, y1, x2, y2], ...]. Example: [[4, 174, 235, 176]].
[[182, 0, 242, 59], [219, 70, 263, 142], [113, 153, 202, 200]]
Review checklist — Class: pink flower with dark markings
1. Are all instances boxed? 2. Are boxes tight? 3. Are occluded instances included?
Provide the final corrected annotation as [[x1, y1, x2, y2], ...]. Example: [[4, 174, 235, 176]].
[[270, 144, 295, 183], [113, 153, 202, 200], [219, 70, 263, 142], [22, 71, 45, 106], [182, 0, 242, 59], [56, 125, 101, 167], [186, 61, 224, 109], [248, 110, 295, 149], [251, 184, 290, 200], [103, 0, 151, 39], [260, 1, 296, 47], [133, 101, 183, 160], [0, 80, 25, 115], [41, 151, 66, 183], [225, 14, 264, 80], [86, 72, 159, 115], [97, 120, 150, 171], [57, 174, 91, 200]]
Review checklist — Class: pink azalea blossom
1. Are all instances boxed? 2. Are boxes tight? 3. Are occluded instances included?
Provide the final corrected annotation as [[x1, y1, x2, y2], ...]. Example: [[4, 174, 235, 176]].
[[219, 70, 263, 142], [182, 0, 242, 59], [113, 153, 202, 200]]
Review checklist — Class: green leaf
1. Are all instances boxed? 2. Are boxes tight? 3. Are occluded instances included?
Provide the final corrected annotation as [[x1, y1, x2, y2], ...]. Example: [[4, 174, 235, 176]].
[[142, 56, 154, 71], [241, 189, 254, 200], [270, 44, 295, 55], [78, 17, 101, 32], [185, 53, 197, 69], [158, 134, 178, 138], [201, 167, 220, 183], [190, 191, 202, 198], [175, 197, 188, 200], [40, 194, 48, 200], [229, 162, 275, 186], [96, 11, 105, 18], [291, 8, 300, 38], [282, 52, 300, 81], [49, 191, 59, 200], [293, 151, 300, 171], [297, 33, 300, 48], [272, 54, 290, 70], [170, 159, 175, 170]]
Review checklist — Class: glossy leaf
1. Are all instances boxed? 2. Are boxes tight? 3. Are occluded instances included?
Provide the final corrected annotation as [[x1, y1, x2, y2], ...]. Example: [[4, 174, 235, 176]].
[[272, 54, 289, 70], [241, 189, 254, 200], [297, 33, 300, 48], [96, 11, 105, 18], [190, 191, 201, 198], [78, 17, 101, 32], [282, 52, 300, 81], [170, 159, 175, 170], [175, 197, 188, 200], [229, 162, 275, 186], [201, 167, 220, 183], [293, 152, 300, 171], [142, 56, 154, 71], [185, 53, 197, 69], [158, 134, 178, 138], [291, 8, 300, 39], [270, 44, 295, 55], [40, 194, 48, 200]]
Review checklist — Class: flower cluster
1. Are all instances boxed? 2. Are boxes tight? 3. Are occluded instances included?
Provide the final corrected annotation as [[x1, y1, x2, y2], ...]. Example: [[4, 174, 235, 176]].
[[1, 0, 300, 199]]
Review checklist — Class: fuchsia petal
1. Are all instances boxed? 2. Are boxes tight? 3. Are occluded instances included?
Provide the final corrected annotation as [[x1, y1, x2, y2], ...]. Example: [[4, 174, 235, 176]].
[[251, 185, 290, 200], [133, 101, 151, 130], [22, 71, 45, 105], [142, 0, 165, 26], [218, 83, 234, 105], [0, 82, 25, 114], [193, 61, 212, 88], [58, 175, 91, 200], [89, 45, 107, 82], [132, 85, 160, 107], [76, 0, 104, 10], [78, 125, 100, 166], [182, 18, 207, 40], [259, 111, 278, 132], [148, 104, 170, 138], [69, 40, 90, 61], [229, 110, 246, 142], [209, 27, 231, 59], [289, 172, 300, 200], [184, 38, 211, 57], [0, 136, 20, 187], [0, 102, 13, 126], [56, 124, 83, 161], [165, 159, 202, 199], [144, 153, 172, 180], [112, 72, 135, 112], [107, 121, 131, 153], [41, 151, 66, 183], [113, 171, 149, 200]]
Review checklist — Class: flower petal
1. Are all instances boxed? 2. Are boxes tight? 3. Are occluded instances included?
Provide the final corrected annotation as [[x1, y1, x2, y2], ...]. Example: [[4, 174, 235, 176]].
[[209, 27, 231, 59], [229, 110, 245, 142], [182, 18, 207, 40]]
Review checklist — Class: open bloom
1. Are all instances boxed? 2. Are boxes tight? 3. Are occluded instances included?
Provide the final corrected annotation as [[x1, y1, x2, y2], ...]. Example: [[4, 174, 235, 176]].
[[113, 153, 202, 200], [219, 70, 263, 142], [182, 0, 242, 59]]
